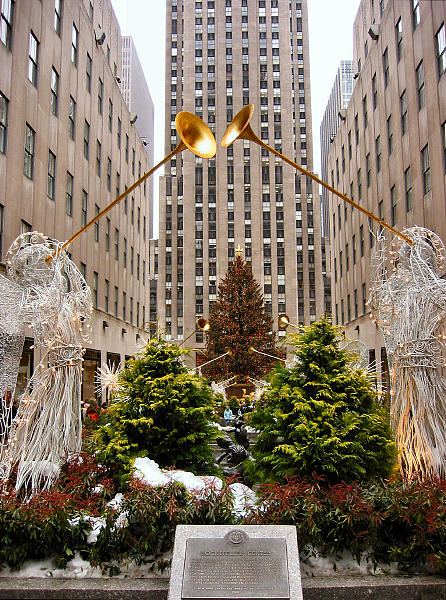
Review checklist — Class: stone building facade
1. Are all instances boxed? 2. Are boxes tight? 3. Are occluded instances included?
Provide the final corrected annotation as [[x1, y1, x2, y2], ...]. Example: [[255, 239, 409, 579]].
[[327, 0, 446, 388], [157, 0, 324, 358], [0, 0, 153, 401]]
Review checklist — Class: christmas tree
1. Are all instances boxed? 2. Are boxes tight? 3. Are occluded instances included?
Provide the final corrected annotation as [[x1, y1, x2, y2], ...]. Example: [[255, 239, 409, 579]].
[[246, 318, 397, 484], [89, 338, 218, 485], [202, 253, 278, 381]]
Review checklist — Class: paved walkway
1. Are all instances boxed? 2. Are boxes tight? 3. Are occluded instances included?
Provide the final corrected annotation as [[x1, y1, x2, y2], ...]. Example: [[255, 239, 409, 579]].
[[0, 574, 444, 599]]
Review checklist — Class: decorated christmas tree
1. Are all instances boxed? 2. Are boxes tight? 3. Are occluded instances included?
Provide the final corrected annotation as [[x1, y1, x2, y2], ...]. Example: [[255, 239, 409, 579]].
[[202, 253, 278, 381], [89, 338, 218, 485], [246, 318, 397, 484]]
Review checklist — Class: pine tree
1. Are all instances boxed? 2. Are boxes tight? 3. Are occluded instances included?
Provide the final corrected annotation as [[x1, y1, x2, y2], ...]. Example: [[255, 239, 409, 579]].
[[202, 254, 278, 381], [246, 318, 396, 484], [90, 338, 218, 485]]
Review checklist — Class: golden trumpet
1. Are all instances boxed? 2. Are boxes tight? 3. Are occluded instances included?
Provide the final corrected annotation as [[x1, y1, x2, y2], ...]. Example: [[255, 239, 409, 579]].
[[222, 104, 412, 246], [179, 317, 211, 346], [46, 112, 217, 263]]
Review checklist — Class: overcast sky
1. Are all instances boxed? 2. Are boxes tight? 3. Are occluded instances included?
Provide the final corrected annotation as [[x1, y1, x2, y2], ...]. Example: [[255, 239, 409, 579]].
[[111, 0, 361, 235]]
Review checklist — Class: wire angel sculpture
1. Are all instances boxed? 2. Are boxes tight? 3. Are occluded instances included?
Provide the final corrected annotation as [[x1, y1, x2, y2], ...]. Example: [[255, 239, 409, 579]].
[[370, 226, 446, 479], [0, 232, 92, 493]]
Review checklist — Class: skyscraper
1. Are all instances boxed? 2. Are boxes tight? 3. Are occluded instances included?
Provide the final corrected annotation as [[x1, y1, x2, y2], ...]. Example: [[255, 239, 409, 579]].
[[327, 0, 446, 389], [157, 0, 324, 356], [320, 60, 354, 238], [121, 36, 155, 236], [0, 0, 152, 400]]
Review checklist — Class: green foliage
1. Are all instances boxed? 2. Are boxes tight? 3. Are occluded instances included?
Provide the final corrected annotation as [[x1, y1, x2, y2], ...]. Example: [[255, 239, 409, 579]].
[[91, 478, 237, 569], [228, 396, 240, 414], [246, 475, 446, 572], [203, 254, 278, 380], [247, 318, 397, 484], [89, 338, 218, 484]]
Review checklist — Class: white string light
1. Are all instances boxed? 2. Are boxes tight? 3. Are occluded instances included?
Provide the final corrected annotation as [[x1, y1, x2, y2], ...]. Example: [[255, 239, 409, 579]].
[[0, 232, 92, 495], [370, 226, 446, 479]]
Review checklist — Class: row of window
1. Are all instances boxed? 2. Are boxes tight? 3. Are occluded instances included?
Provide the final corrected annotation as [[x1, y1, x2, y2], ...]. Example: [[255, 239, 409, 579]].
[[336, 284, 367, 325]]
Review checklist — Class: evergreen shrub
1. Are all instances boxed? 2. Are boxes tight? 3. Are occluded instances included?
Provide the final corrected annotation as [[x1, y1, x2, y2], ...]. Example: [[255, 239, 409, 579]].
[[247, 318, 397, 483], [89, 338, 218, 485]]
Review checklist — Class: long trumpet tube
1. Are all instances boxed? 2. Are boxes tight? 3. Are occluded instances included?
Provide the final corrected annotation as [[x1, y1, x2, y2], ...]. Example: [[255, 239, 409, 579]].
[[222, 105, 412, 246], [47, 111, 217, 263], [46, 144, 184, 263]]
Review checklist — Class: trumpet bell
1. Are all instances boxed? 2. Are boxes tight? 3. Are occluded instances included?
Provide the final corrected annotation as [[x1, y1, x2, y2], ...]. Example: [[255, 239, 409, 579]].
[[175, 112, 216, 158], [278, 314, 290, 329], [197, 317, 210, 332], [221, 104, 255, 147]]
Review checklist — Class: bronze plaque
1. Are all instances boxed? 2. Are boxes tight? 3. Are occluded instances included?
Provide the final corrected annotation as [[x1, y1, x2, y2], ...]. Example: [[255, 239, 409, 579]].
[[181, 530, 290, 599]]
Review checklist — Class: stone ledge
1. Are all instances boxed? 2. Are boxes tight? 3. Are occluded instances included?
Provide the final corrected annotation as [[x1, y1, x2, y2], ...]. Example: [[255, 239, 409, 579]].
[[0, 575, 444, 600]]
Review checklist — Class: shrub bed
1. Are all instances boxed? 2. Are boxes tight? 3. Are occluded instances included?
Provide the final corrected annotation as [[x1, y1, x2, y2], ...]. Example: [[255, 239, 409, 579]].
[[0, 455, 444, 574], [246, 475, 446, 571]]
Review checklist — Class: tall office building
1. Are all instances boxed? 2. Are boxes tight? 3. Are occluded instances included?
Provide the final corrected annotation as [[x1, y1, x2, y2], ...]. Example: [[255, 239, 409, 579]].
[[0, 0, 152, 400], [327, 0, 446, 388], [158, 0, 324, 356], [121, 36, 155, 237], [320, 60, 354, 238]]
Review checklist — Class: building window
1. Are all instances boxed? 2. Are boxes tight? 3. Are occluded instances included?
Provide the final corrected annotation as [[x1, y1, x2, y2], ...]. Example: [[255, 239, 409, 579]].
[[28, 31, 39, 86], [360, 225, 364, 257], [366, 153, 371, 187], [105, 217, 110, 251], [412, 0, 420, 29], [357, 168, 361, 200], [375, 136, 381, 172], [122, 292, 126, 320], [86, 52, 92, 92], [81, 189, 88, 226], [71, 23, 78, 65], [436, 24, 446, 78], [442, 121, 446, 174], [47, 150, 56, 200], [98, 78, 103, 114], [108, 99, 113, 133], [416, 60, 425, 109], [387, 115, 393, 154], [348, 130, 352, 159], [24, 123, 35, 179], [21, 219, 32, 234], [0, 92, 8, 154], [92, 272, 98, 308], [104, 279, 109, 313], [68, 96, 76, 139], [114, 286, 118, 316], [421, 144, 430, 195], [404, 167, 412, 211], [50, 67, 59, 115], [396, 18, 402, 61], [390, 185, 397, 226], [106, 157, 111, 190], [84, 120, 90, 158], [125, 134, 129, 162], [94, 204, 99, 241], [372, 73, 377, 109], [117, 118, 121, 148], [362, 283, 366, 313], [96, 140, 101, 176], [123, 237, 127, 267], [1, 0, 14, 50], [114, 228, 119, 261], [54, 0, 62, 36], [382, 47, 389, 88], [354, 113, 359, 144], [400, 90, 407, 135], [66, 171, 73, 216]]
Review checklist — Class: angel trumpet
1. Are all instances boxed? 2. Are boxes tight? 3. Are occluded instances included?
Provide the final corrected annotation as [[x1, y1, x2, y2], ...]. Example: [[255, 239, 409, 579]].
[[222, 104, 412, 245], [47, 112, 217, 262]]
